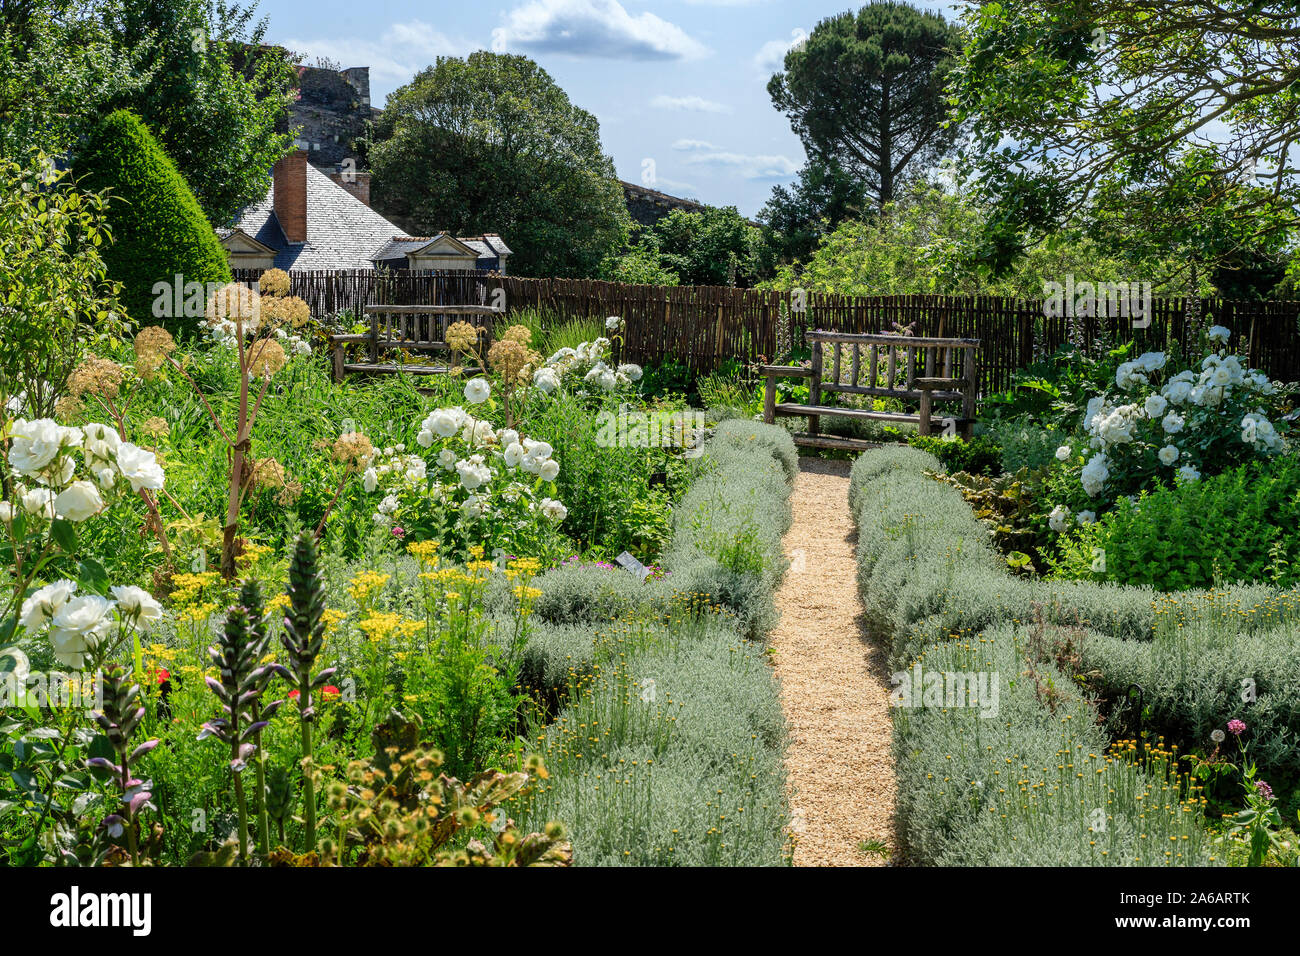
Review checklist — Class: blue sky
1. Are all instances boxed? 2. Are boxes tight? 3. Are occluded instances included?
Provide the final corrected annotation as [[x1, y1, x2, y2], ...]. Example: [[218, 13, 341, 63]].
[[258, 0, 965, 218]]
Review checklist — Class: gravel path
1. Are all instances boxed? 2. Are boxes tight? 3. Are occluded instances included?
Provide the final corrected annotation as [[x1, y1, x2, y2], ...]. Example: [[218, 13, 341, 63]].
[[772, 457, 897, 866]]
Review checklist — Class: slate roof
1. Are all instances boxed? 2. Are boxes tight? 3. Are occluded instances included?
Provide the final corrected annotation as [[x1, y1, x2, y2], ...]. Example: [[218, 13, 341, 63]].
[[218, 165, 411, 270]]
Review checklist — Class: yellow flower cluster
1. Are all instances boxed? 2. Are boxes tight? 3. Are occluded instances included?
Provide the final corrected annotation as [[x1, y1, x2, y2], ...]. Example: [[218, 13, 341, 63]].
[[349, 570, 390, 605], [406, 540, 440, 567]]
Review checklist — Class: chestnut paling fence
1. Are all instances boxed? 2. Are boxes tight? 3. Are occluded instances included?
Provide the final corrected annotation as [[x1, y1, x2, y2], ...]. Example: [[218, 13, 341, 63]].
[[233, 270, 1300, 395]]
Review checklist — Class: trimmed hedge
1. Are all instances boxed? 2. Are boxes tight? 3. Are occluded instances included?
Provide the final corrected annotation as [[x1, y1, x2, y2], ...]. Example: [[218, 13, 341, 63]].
[[75, 110, 232, 330], [512, 420, 797, 865], [851, 447, 1230, 865]]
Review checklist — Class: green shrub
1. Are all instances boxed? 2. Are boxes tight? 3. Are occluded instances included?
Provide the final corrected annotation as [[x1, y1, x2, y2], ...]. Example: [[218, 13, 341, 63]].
[[74, 109, 232, 330], [892, 620, 1213, 866], [517, 613, 789, 865], [906, 433, 1002, 476], [710, 418, 799, 482], [984, 415, 1063, 473], [1052, 457, 1300, 590]]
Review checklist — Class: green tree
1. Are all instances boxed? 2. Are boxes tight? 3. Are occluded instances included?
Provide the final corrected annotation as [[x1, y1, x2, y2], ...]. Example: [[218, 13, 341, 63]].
[[757, 156, 870, 267], [74, 109, 232, 329], [950, 0, 1300, 279], [368, 51, 629, 278], [0, 151, 128, 417], [768, 2, 961, 207], [1, 0, 295, 226]]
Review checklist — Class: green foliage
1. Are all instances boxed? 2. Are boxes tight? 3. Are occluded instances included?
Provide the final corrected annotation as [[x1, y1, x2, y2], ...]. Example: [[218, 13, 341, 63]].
[[0, 153, 128, 416], [983, 416, 1064, 473], [768, 2, 961, 206], [906, 434, 1001, 476], [757, 156, 870, 268], [74, 110, 232, 329], [1053, 457, 1300, 590], [950, 1, 1300, 279], [604, 207, 765, 287], [368, 51, 629, 278], [2, 0, 295, 225]]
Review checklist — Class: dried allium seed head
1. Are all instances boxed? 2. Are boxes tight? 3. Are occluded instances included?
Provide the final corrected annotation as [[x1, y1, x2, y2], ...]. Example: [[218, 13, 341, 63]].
[[332, 432, 373, 468], [206, 282, 261, 326], [502, 324, 532, 345], [141, 416, 170, 441], [54, 395, 83, 422], [258, 268, 291, 298], [445, 321, 481, 353], [134, 325, 176, 381], [253, 457, 287, 489], [275, 480, 304, 507], [487, 338, 538, 385], [245, 338, 287, 376], [260, 295, 311, 329], [68, 356, 125, 400]]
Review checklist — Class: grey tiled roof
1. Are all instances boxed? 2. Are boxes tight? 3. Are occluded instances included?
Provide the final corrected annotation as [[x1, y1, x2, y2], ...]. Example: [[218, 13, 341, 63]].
[[221, 166, 411, 270], [371, 234, 513, 264]]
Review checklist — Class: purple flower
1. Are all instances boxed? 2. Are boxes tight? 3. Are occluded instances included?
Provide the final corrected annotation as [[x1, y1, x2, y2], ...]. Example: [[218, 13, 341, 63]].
[[1227, 719, 1246, 736], [1255, 780, 1274, 801]]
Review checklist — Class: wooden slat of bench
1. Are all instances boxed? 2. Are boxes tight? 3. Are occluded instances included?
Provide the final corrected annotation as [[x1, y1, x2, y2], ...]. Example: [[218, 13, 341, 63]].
[[806, 330, 980, 348], [913, 377, 965, 389], [342, 364, 481, 376], [790, 433, 884, 451], [822, 383, 964, 401], [759, 365, 814, 378], [773, 403, 924, 424]]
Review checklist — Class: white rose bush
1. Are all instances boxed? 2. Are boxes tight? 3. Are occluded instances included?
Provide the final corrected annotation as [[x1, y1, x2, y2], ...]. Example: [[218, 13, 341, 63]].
[[2, 417, 167, 644], [355, 382, 570, 559], [533, 334, 643, 399], [1045, 331, 1292, 529]]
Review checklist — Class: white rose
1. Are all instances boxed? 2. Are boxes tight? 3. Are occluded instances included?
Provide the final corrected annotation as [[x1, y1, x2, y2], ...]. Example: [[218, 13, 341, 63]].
[[455, 458, 491, 491], [533, 368, 559, 394], [464, 377, 491, 404], [1055, 445, 1071, 461], [0, 501, 11, 524], [1178, 464, 1201, 482], [617, 363, 643, 382], [1207, 325, 1231, 345], [49, 594, 115, 667], [605, 316, 622, 331], [1048, 504, 1070, 533], [539, 459, 560, 481], [110, 585, 163, 630], [503, 442, 525, 469], [21, 486, 55, 518], [1143, 394, 1168, 418], [8, 418, 78, 477], [1076, 511, 1096, 526], [116, 443, 165, 492], [363, 467, 378, 493], [20, 579, 77, 631], [437, 448, 458, 472], [54, 480, 104, 521], [539, 497, 568, 521], [1162, 412, 1185, 434], [1157, 445, 1179, 465]]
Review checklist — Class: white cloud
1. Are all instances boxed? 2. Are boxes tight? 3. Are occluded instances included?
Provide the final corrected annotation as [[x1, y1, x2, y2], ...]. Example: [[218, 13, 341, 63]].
[[492, 0, 709, 61], [753, 28, 807, 74], [673, 140, 797, 180], [672, 138, 720, 152], [286, 21, 465, 88], [650, 94, 731, 114]]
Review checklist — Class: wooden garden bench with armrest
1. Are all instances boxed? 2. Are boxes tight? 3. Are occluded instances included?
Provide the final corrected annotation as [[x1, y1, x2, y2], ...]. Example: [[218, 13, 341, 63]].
[[761, 330, 980, 451], [328, 304, 498, 382]]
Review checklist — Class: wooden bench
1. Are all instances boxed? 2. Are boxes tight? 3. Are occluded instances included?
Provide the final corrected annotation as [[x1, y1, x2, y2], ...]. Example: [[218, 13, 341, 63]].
[[328, 304, 498, 382], [762, 331, 979, 450]]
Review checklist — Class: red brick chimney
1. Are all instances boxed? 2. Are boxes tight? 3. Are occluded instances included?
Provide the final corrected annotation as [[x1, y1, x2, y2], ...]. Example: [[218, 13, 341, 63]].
[[273, 150, 308, 244], [328, 169, 371, 206]]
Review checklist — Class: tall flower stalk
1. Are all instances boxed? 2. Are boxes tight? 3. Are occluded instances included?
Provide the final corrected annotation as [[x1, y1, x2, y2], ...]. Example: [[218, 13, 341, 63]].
[[87, 664, 159, 866], [200, 582, 283, 861], [280, 532, 335, 852]]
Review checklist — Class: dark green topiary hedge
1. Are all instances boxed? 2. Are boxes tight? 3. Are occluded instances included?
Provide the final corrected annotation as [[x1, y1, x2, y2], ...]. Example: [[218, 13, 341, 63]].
[[75, 109, 232, 332]]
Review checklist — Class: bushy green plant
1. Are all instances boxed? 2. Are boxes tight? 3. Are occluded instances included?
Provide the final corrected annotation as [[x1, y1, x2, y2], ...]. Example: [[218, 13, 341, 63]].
[[74, 110, 232, 330], [1052, 456, 1300, 589], [983, 415, 1064, 472], [0, 152, 128, 418], [906, 433, 1002, 476]]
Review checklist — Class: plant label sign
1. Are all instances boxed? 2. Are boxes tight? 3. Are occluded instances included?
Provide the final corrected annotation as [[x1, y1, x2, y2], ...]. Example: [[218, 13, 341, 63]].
[[615, 551, 651, 583]]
